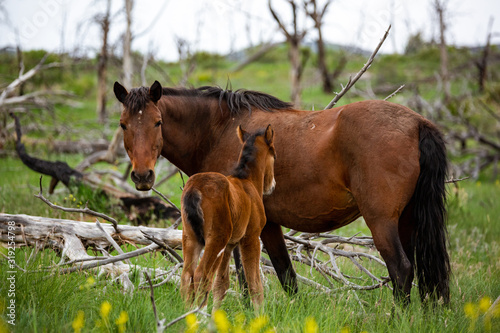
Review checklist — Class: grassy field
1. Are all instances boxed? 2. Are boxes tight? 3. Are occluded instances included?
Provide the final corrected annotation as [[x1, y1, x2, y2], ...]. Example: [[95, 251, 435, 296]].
[[1, 46, 500, 332], [1, 178, 499, 332]]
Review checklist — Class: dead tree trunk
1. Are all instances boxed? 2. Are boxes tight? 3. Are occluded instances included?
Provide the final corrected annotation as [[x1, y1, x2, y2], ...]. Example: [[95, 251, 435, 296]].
[[123, 0, 134, 89], [434, 0, 451, 103], [305, 0, 333, 93], [269, 0, 308, 107], [96, 0, 112, 124], [476, 17, 494, 92], [0, 213, 182, 249]]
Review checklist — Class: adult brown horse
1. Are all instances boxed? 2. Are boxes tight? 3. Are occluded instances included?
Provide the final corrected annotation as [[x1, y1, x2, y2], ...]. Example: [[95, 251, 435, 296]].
[[114, 80, 450, 305], [181, 125, 276, 309]]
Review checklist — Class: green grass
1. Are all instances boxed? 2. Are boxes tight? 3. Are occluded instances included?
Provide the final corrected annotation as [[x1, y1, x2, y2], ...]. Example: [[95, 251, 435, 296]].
[[1, 45, 500, 332], [1, 180, 499, 332]]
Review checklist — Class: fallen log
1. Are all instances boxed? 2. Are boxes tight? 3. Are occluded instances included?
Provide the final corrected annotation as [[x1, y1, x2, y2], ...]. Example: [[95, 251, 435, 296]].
[[0, 213, 182, 249], [0, 213, 184, 291]]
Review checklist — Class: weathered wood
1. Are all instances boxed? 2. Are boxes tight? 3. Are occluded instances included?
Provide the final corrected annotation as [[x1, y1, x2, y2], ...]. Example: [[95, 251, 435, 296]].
[[0, 213, 182, 249], [0, 213, 183, 290]]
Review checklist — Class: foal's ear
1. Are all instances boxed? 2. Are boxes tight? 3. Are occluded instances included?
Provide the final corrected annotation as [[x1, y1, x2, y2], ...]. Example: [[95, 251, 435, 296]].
[[114, 82, 128, 104], [149, 80, 163, 103], [265, 124, 274, 144], [237, 125, 250, 143]]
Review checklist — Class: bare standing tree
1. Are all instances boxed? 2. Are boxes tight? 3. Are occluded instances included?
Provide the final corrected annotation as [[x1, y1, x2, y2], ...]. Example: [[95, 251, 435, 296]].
[[175, 37, 196, 87], [433, 0, 451, 102], [102, 0, 133, 164], [304, 0, 333, 93], [269, 0, 308, 106], [96, 0, 112, 124], [476, 17, 495, 92], [122, 0, 133, 89]]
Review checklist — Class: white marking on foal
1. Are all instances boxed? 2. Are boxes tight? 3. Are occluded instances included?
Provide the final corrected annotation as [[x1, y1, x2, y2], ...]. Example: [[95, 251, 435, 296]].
[[138, 110, 143, 124]]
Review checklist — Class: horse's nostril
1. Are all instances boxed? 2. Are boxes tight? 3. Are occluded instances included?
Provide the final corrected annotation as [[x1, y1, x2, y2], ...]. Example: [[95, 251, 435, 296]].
[[131, 171, 138, 181], [146, 169, 155, 183]]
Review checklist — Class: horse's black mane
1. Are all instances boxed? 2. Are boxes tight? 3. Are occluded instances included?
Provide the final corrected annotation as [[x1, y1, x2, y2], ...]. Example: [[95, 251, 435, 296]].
[[232, 128, 267, 180], [123, 85, 292, 115]]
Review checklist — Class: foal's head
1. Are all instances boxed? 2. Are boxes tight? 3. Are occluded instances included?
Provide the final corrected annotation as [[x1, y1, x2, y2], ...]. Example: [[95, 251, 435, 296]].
[[114, 81, 163, 190], [236, 124, 277, 195]]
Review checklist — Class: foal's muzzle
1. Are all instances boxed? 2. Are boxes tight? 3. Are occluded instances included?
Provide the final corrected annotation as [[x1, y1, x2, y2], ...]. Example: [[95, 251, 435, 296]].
[[131, 169, 155, 191]]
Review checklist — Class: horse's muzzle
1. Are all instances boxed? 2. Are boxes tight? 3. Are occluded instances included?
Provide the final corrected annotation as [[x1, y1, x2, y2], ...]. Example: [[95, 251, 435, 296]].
[[131, 169, 155, 191]]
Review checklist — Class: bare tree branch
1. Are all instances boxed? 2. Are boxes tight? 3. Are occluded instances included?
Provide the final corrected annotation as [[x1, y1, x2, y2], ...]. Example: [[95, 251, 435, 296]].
[[384, 84, 405, 101], [34, 176, 120, 233], [325, 25, 391, 109], [144, 271, 167, 333]]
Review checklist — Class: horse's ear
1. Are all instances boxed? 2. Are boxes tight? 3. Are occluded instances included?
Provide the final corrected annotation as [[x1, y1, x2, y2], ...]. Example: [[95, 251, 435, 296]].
[[265, 124, 274, 144], [237, 125, 250, 143], [149, 80, 163, 103], [114, 82, 128, 104]]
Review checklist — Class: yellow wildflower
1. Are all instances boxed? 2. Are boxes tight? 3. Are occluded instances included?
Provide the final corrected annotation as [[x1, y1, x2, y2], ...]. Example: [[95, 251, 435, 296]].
[[213, 309, 230, 333], [79, 276, 96, 290], [479, 297, 492, 313], [248, 315, 269, 333], [72, 311, 85, 333], [304, 317, 318, 333], [340, 327, 351, 333], [116, 311, 129, 333], [185, 313, 198, 333], [464, 302, 479, 320], [100, 301, 112, 319]]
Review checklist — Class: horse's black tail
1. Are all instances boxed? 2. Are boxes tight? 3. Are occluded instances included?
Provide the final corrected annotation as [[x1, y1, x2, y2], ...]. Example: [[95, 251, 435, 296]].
[[413, 122, 450, 303], [182, 189, 205, 246]]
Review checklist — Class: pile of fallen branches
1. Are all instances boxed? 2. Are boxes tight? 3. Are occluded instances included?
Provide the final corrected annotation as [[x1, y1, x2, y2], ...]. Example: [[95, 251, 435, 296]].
[[0, 181, 184, 292], [1, 182, 388, 296]]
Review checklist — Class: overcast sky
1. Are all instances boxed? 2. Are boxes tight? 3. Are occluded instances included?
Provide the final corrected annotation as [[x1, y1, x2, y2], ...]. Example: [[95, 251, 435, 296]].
[[2, 0, 499, 61]]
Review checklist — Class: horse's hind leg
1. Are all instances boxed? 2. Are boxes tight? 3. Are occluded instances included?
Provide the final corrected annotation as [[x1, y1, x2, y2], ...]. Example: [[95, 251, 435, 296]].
[[193, 237, 228, 307], [398, 201, 416, 299], [181, 233, 203, 305], [240, 235, 264, 308], [212, 245, 236, 309], [368, 218, 412, 305]]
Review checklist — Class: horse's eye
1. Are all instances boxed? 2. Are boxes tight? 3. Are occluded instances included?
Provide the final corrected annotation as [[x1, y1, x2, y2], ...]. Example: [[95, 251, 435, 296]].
[[120, 123, 127, 130], [155, 121, 162, 127]]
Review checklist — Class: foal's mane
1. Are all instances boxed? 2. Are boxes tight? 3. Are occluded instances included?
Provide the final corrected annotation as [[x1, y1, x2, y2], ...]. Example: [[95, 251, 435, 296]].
[[232, 129, 268, 180], [123, 85, 293, 116]]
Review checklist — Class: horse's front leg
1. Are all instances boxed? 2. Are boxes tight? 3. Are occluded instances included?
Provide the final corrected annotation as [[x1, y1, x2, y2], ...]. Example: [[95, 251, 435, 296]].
[[260, 220, 297, 294], [233, 247, 249, 300], [240, 235, 265, 308]]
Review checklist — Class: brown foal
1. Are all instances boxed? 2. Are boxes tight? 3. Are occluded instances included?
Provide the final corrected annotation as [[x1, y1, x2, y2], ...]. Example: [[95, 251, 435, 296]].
[[180, 125, 276, 309]]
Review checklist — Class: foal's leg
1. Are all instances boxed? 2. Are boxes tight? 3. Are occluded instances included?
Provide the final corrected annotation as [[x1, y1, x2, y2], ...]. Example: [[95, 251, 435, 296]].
[[181, 235, 203, 305], [240, 235, 264, 308], [193, 237, 228, 307], [212, 245, 236, 309]]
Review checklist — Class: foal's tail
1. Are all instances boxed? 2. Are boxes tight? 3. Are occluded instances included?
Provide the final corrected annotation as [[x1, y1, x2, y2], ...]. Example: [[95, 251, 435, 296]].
[[182, 189, 205, 245], [413, 122, 450, 303]]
